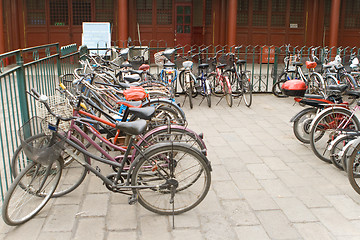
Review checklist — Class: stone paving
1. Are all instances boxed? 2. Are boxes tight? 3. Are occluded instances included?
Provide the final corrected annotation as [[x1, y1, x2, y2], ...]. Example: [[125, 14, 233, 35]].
[[2, 94, 360, 239]]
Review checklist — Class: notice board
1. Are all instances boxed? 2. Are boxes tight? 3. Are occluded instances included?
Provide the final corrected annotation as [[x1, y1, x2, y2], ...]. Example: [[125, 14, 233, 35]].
[[82, 22, 111, 55]]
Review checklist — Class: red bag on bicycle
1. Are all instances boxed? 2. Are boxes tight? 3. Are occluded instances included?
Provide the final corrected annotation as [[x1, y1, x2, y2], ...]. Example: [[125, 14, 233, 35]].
[[123, 86, 149, 101], [281, 80, 307, 97]]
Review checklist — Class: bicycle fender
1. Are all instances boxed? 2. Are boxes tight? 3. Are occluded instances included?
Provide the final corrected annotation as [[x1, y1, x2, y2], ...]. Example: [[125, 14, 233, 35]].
[[341, 137, 360, 160], [309, 106, 354, 132], [290, 107, 316, 122]]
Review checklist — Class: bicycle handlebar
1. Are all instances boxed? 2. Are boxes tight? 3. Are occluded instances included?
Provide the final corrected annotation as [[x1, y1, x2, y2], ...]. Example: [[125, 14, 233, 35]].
[[29, 89, 74, 122]]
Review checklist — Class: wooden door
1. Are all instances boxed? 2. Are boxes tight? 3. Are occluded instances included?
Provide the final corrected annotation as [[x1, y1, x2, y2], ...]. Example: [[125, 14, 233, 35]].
[[175, 2, 192, 46]]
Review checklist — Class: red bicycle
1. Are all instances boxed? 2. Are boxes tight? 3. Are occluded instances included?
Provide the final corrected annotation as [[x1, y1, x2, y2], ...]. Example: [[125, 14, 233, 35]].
[[208, 49, 233, 107]]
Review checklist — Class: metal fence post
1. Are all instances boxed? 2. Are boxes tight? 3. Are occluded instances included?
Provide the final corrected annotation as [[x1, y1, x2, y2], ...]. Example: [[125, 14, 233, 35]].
[[56, 43, 62, 78], [15, 51, 30, 124]]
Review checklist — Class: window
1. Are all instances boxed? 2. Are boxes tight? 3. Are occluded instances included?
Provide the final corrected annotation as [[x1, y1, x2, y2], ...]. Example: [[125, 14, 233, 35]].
[[344, 1, 360, 29], [324, 0, 331, 28], [253, 0, 268, 26], [50, 0, 68, 26], [271, 0, 286, 27], [157, 0, 172, 25], [73, 0, 91, 26], [136, 0, 153, 24], [237, 0, 248, 26], [289, 0, 304, 28], [26, 0, 46, 25], [95, 0, 114, 23], [205, 0, 212, 25]]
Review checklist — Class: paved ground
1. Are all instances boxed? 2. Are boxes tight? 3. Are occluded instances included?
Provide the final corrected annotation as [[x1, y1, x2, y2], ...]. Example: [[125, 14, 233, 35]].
[[2, 94, 360, 240]]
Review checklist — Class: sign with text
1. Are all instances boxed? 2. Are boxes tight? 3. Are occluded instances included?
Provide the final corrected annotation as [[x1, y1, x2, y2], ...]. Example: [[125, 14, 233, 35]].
[[82, 22, 111, 55]]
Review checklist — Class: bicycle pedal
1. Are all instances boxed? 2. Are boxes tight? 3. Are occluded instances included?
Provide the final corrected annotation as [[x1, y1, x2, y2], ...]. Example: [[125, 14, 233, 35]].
[[128, 195, 138, 205]]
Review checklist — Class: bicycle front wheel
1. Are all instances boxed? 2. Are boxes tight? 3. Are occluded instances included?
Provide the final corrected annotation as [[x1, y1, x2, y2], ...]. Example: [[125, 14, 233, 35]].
[[2, 160, 62, 226], [11, 134, 88, 198], [242, 72, 252, 107], [347, 141, 360, 194], [272, 72, 289, 98], [131, 143, 211, 215], [309, 108, 360, 163], [223, 77, 233, 107]]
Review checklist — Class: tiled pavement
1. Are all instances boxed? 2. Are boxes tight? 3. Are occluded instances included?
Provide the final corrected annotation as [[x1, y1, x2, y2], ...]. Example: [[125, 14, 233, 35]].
[[2, 94, 360, 240]]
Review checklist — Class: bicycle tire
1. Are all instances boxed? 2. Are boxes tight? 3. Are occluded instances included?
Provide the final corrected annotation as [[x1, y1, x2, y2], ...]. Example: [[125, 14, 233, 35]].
[[242, 72, 252, 107], [330, 134, 355, 170], [131, 142, 211, 215], [340, 73, 358, 90], [11, 134, 88, 198], [272, 72, 290, 98], [308, 72, 326, 96], [208, 72, 223, 97], [223, 77, 233, 107], [224, 70, 241, 98], [347, 141, 360, 195], [2, 159, 62, 226], [325, 75, 339, 86], [187, 74, 194, 109], [309, 108, 360, 163], [292, 108, 318, 144], [137, 126, 206, 152]]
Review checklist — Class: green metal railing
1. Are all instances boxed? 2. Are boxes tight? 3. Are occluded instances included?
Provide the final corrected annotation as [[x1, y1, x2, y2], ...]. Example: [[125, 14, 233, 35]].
[[0, 43, 80, 202]]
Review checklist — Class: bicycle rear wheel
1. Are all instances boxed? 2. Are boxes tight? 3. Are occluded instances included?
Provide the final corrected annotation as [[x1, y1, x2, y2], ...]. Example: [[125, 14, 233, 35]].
[[131, 143, 211, 215], [2, 159, 62, 226], [309, 108, 360, 163]]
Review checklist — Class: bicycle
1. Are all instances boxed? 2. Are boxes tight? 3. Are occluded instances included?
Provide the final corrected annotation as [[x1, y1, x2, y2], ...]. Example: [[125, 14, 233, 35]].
[[308, 102, 360, 163], [3, 89, 211, 226], [207, 49, 233, 107], [272, 47, 327, 98], [223, 47, 253, 107]]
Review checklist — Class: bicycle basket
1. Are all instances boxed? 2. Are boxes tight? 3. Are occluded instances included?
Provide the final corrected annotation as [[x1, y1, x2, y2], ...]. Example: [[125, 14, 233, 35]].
[[36, 94, 73, 133], [218, 55, 232, 69], [154, 51, 166, 67], [18, 116, 65, 166]]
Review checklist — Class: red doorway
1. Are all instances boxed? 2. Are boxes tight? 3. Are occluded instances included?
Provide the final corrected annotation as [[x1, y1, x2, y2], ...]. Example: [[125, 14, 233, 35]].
[[175, 2, 192, 46]]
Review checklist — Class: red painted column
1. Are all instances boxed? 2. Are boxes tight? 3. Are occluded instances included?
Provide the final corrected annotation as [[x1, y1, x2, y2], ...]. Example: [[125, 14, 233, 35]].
[[0, 0, 4, 53], [227, 0, 237, 47], [310, 0, 319, 46], [220, 0, 226, 45], [329, 0, 341, 47], [118, 0, 129, 46]]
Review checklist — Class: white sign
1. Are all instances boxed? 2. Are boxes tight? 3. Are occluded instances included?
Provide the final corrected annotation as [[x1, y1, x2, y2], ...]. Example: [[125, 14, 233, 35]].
[[290, 23, 298, 28], [82, 22, 111, 55]]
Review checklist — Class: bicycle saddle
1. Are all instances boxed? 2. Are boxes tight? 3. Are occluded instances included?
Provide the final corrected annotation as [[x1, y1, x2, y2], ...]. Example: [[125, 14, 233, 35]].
[[116, 100, 142, 107], [116, 119, 147, 135], [237, 60, 246, 65], [292, 62, 303, 66], [128, 106, 155, 120], [198, 63, 209, 69], [130, 70, 143, 75], [327, 84, 348, 93], [216, 63, 227, 69], [164, 62, 176, 68], [120, 62, 132, 68], [303, 94, 324, 99], [124, 74, 141, 83]]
